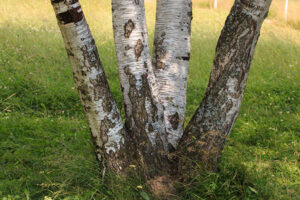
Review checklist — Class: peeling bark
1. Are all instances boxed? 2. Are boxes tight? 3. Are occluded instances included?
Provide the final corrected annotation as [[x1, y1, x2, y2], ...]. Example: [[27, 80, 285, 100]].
[[179, 0, 272, 172], [51, 0, 130, 172], [112, 0, 169, 177], [153, 0, 192, 149]]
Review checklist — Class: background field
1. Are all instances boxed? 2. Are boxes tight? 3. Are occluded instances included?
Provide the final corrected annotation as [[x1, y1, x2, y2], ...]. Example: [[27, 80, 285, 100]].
[[0, 0, 299, 199]]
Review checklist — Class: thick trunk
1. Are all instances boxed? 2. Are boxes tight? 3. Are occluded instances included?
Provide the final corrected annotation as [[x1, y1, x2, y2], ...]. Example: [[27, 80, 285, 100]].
[[179, 0, 272, 172], [111, 0, 169, 177], [51, 0, 130, 172], [153, 0, 192, 149]]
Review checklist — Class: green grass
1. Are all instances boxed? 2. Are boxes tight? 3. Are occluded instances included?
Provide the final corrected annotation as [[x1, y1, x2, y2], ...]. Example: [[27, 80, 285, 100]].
[[0, 0, 299, 199]]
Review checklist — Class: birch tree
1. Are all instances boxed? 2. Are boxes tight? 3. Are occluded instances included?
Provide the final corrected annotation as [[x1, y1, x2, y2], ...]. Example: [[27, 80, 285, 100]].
[[51, 0, 272, 196]]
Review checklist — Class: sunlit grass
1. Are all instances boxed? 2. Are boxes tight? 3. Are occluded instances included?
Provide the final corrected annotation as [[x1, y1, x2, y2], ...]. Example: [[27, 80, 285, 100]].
[[0, 0, 299, 199], [194, 0, 300, 29]]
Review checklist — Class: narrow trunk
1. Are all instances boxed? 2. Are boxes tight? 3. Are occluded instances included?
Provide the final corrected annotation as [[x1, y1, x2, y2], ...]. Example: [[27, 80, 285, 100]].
[[51, 0, 130, 172], [153, 0, 192, 149], [111, 0, 169, 177], [179, 0, 272, 172]]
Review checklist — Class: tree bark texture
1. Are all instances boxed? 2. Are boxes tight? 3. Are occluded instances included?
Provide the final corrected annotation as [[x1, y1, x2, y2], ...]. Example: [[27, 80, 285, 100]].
[[153, 0, 192, 150], [179, 0, 272, 172], [51, 0, 130, 173], [111, 0, 170, 177], [51, 0, 273, 194]]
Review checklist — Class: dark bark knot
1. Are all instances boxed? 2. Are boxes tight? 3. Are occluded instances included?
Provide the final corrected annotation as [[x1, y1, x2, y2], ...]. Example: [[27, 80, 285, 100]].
[[134, 39, 144, 61], [124, 20, 135, 38], [56, 5, 83, 24]]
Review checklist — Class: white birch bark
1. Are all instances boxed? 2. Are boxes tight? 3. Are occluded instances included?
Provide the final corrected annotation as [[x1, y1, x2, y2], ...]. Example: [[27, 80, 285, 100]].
[[153, 0, 192, 149], [51, 0, 128, 171], [112, 0, 169, 174]]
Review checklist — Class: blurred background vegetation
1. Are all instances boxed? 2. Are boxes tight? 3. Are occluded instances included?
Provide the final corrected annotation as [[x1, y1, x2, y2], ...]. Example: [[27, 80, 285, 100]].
[[194, 0, 300, 29]]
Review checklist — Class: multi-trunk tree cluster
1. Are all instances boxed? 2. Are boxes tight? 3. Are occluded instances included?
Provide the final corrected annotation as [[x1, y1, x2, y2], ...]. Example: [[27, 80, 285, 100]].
[[51, 0, 272, 196]]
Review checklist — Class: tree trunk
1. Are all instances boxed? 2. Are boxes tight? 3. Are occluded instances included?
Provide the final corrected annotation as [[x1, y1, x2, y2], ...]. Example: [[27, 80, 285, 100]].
[[51, 0, 273, 197], [51, 0, 131, 173], [111, 0, 170, 178], [178, 0, 272, 173], [152, 0, 192, 150]]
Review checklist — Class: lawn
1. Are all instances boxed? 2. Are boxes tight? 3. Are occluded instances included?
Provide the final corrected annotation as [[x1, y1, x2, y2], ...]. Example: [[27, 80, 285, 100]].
[[0, 0, 299, 199]]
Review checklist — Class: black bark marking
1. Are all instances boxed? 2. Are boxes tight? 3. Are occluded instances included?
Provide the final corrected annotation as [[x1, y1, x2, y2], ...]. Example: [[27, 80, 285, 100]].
[[124, 20, 135, 38], [125, 45, 131, 50], [168, 112, 179, 130], [176, 56, 190, 61], [51, 0, 65, 4], [52, 0, 79, 4], [134, 39, 144, 61], [56, 6, 83, 24], [134, 0, 140, 5]]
